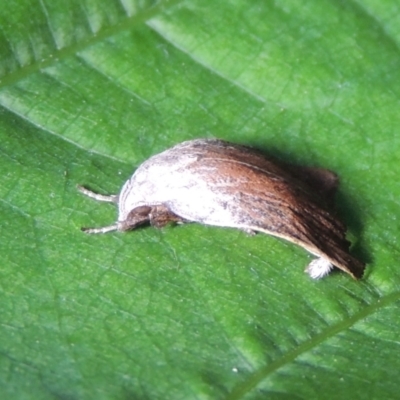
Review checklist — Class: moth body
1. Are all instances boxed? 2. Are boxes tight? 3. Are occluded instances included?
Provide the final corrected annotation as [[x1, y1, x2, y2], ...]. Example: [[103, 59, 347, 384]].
[[79, 139, 365, 279]]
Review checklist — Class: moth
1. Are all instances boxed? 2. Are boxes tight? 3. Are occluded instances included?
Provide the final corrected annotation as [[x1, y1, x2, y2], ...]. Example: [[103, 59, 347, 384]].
[[78, 138, 365, 279]]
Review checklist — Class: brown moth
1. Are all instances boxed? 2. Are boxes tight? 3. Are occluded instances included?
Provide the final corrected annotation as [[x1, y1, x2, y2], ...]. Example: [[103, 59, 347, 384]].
[[78, 138, 365, 279]]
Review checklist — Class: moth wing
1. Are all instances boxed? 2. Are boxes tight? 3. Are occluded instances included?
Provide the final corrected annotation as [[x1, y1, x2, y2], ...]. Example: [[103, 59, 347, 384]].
[[174, 141, 364, 279]]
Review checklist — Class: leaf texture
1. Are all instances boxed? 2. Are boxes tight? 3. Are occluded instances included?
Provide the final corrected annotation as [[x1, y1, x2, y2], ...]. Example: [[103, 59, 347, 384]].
[[1, 0, 400, 399]]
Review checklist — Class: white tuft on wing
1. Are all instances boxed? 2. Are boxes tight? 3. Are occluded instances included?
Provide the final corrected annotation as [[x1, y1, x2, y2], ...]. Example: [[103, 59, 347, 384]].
[[305, 258, 334, 279]]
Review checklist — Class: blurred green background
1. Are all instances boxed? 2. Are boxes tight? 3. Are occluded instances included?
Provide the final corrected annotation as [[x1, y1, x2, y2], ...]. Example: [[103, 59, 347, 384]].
[[1, 0, 400, 398]]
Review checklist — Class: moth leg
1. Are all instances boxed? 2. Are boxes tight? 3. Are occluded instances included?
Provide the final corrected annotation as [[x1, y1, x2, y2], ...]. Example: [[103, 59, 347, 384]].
[[81, 205, 152, 234], [82, 224, 118, 234], [305, 258, 334, 279], [240, 228, 256, 236], [149, 205, 186, 228], [77, 185, 118, 203], [78, 185, 119, 233]]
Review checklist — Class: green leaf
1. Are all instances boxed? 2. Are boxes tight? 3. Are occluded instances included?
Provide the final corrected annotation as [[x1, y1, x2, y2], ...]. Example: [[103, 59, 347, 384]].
[[1, 0, 399, 398]]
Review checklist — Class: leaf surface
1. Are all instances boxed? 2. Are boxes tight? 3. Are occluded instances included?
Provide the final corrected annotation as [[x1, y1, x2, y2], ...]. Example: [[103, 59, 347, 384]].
[[1, 0, 400, 398]]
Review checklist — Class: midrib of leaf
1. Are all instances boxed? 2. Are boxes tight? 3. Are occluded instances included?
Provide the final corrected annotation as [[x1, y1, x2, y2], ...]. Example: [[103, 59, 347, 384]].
[[0, 0, 184, 89], [227, 289, 400, 399], [2, 103, 126, 163]]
